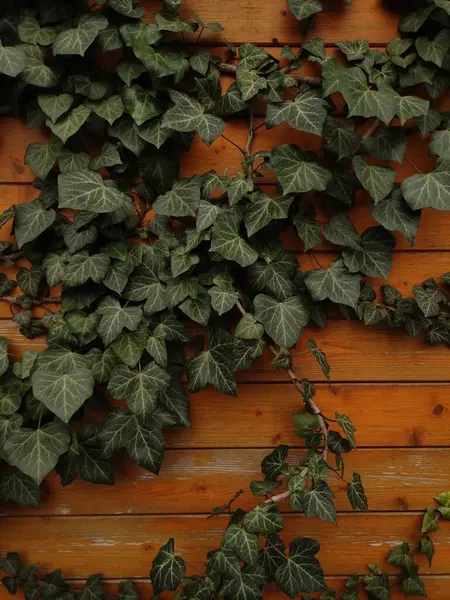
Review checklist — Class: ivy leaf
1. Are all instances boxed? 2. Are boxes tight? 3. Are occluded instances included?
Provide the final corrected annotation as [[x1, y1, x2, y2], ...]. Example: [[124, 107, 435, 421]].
[[254, 294, 309, 348], [53, 15, 108, 56], [0, 337, 8, 377], [163, 91, 225, 144], [25, 140, 62, 180], [14, 199, 56, 248], [323, 213, 361, 249], [47, 106, 91, 143], [58, 170, 129, 213], [272, 145, 331, 194], [110, 323, 149, 367], [420, 536, 435, 567], [343, 226, 395, 279], [0, 41, 26, 77], [244, 193, 293, 237], [305, 259, 362, 308], [88, 95, 124, 126], [266, 89, 328, 136], [287, 0, 323, 20], [302, 482, 337, 524], [4, 422, 70, 484], [429, 128, 450, 158], [96, 297, 142, 345], [150, 538, 185, 595], [371, 187, 420, 246], [352, 156, 395, 203], [323, 118, 361, 160], [416, 29, 450, 67], [222, 525, 259, 565], [122, 85, 161, 126], [32, 368, 95, 422], [307, 340, 330, 381], [20, 45, 58, 88], [0, 471, 40, 507], [211, 210, 258, 267], [63, 253, 110, 287], [402, 576, 426, 597], [340, 67, 397, 124], [402, 161, 450, 210], [347, 472, 369, 511], [395, 95, 429, 125], [186, 341, 236, 396], [360, 128, 407, 163], [125, 414, 164, 472], [244, 505, 284, 535], [154, 178, 201, 217], [37, 94, 74, 123], [335, 39, 369, 60], [275, 538, 326, 597]]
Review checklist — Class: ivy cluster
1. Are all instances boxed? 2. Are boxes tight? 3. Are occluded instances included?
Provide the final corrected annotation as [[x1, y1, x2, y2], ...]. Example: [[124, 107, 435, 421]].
[[0, 0, 449, 596], [1, 490, 449, 600]]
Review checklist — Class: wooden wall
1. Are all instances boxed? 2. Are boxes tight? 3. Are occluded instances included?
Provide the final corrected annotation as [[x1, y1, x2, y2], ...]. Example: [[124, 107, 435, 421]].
[[1, 0, 450, 598]]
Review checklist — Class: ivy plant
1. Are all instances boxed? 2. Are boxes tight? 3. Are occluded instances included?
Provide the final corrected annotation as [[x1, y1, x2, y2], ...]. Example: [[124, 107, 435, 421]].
[[0, 0, 449, 595]]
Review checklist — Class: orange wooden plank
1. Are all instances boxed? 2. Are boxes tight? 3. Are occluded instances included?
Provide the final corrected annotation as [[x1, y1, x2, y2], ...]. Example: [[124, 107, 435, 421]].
[[2, 319, 450, 382], [1, 448, 448, 516], [142, 0, 401, 45], [0, 514, 447, 578]]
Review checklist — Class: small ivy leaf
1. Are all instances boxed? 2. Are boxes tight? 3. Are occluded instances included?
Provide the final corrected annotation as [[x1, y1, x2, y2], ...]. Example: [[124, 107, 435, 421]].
[[58, 170, 130, 213], [435, 491, 450, 507], [154, 178, 201, 217], [336, 412, 357, 449], [110, 324, 149, 368], [37, 94, 74, 123], [88, 95, 124, 126], [335, 39, 369, 61], [14, 199, 56, 248], [307, 339, 330, 381], [305, 258, 362, 308], [323, 213, 362, 250], [53, 15, 108, 56], [343, 226, 396, 279], [243, 505, 284, 535], [0, 470, 40, 507], [20, 44, 59, 88], [360, 128, 407, 163], [266, 88, 328, 136], [261, 445, 289, 479], [211, 210, 258, 267], [293, 212, 321, 251], [122, 85, 161, 126], [352, 156, 395, 203], [117, 60, 146, 86], [420, 536, 435, 567], [0, 337, 8, 377], [395, 95, 429, 126], [47, 105, 91, 143], [250, 479, 281, 497], [244, 192, 293, 237], [293, 412, 320, 439], [0, 41, 26, 77], [402, 161, 450, 210], [221, 524, 259, 565], [416, 29, 450, 67], [271, 145, 331, 194], [413, 284, 443, 317], [323, 117, 361, 160], [235, 313, 264, 340], [347, 472, 369, 511], [287, 0, 323, 20], [422, 506, 439, 533], [186, 342, 236, 396], [254, 294, 309, 348], [150, 538, 185, 595], [370, 186, 420, 247], [0, 553, 22, 576], [341, 67, 397, 124], [302, 482, 337, 524], [4, 421, 71, 484], [25, 140, 62, 180], [429, 128, 450, 158], [274, 537, 326, 597]]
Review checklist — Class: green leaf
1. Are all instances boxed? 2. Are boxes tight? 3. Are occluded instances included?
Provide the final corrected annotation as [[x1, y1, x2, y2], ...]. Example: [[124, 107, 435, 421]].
[[416, 29, 450, 67], [396, 95, 429, 125], [422, 506, 439, 533], [244, 505, 284, 535], [323, 118, 361, 160], [150, 538, 185, 595], [4, 421, 70, 484], [336, 39, 369, 60], [47, 106, 91, 143], [24, 140, 62, 180], [302, 483, 336, 524], [266, 89, 327, 136], [371, 187, 420, 247], [347, 472, 369, 511], [0, 41, 26, 77], [343, 227, 395, 279], [58, 170, 129, 213], [323, 213, 361, 250], [340, 67, 397, 124], [209, 286, 238, 315], [187, 343, 236, 396], [117, 60, 146, 86], [402, 162, 450, 210], [122, 85, 161, 126], [429, 128, 450, 158], [402, 576, 426, 597], [0, 471, 40, 507], [20, 45, 58, 88], [96, 297, 142, 345], [261, 445, 289, 479], [110, 323, 149, 368], [235, 314, 264, 340], [272, 145, 331, 194], [307, 339, 330, 380], [163, 91, 225, 144], [211, 210, 258, 267], [275, 538, 326, 597], [0, 337, 8, 377], [138, 118, 172, 149], [360, 128, 407, 162], [244, 192, 293, 237], [63, 252, 110, 287], [254, 294, 309, 348], [287, 0, 323, 20], [336, 412, 357, 449], [32, 368, 95, 422], [305, 259, 362, 308], [14, 199, 56, 249], [88, 95, 124, 126], [420, 536, 435, 567], [222, 525, 259, 565], [38, 94, 74, 123], [53, 15, 107, 56], [154, 178, 201, 217], [353, 156, 395, 203]]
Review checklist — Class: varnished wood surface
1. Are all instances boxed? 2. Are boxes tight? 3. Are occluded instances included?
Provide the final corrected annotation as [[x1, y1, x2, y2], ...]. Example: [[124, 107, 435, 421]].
[[1, 1, 450, 595]]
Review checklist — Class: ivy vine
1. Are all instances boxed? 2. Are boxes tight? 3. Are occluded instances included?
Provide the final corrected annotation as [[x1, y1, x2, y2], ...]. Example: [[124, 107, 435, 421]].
[[0, 0, 449, 596]]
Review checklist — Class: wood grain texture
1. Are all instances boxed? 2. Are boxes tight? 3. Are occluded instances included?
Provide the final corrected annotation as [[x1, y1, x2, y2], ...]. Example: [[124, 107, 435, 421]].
[[1, 514, 448, 578], [142, 0, 401, 44], [1, 449, 448, 517], [2, 319, 450, 382]]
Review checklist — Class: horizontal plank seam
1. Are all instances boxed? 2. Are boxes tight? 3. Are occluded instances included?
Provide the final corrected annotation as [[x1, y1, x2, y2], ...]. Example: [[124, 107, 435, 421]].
[[55, 575, 450, 582]]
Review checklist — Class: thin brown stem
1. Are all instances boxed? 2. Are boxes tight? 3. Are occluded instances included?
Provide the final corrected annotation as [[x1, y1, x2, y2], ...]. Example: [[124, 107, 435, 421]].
[[359, 300, 396, 312], [361, 118, 381, 140], [217, 63, 321, 87], [221, 134, 245, 156], [405, 155, 424, 174], [245, 109, 254, 158]]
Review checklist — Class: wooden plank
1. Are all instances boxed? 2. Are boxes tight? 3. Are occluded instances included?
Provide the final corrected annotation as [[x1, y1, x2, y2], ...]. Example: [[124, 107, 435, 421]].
[[143, 0, 401, 45], [3, 183, 450, 251], [1, 514, 448, 577], [2, 449, 448, 516], [0, 117, 438, 184], [2, 319, 450, 382], [2, 577, 450, 600]]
